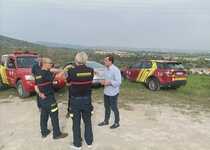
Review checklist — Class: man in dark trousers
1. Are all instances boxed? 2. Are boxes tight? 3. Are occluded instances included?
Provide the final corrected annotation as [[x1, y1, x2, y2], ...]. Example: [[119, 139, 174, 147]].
[[34, 57, 68, 139], [98, 55, 122, 129], [66, 52, 94, 150]]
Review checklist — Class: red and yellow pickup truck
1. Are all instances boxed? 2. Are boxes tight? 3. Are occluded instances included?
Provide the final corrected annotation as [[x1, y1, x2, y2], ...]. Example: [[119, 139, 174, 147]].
[[121, 60, 188, 91], [0, 51, 65, 98]]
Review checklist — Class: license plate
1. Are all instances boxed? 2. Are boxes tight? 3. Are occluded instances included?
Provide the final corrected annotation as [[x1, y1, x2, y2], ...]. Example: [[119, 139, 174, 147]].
[[176, 72, 183, 75], [174, 77, 187, 81]]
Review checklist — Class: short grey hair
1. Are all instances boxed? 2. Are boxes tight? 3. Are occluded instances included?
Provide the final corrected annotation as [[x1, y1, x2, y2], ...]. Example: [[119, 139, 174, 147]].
[[75, 52, 88, 65], [41, 57, 52, 64]]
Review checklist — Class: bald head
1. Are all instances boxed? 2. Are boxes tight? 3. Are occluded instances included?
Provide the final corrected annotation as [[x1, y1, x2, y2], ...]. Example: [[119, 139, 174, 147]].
[[41, 57, 54, 70], [42, 57, 53, 64]]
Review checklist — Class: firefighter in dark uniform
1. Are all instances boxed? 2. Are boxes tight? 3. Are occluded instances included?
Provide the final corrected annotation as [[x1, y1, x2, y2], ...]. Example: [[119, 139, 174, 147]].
[[66, 52, 94, 149], [32, 58, 42, 110], [34, 58, 68, 139], [63, 63, 75, 118]]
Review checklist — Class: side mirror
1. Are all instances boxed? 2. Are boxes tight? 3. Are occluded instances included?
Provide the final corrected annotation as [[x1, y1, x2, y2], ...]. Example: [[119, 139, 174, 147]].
[[8, 62, 16, 68]]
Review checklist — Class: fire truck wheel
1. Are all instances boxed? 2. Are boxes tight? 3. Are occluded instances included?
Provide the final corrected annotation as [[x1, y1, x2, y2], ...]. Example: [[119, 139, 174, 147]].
[[148, 78, 160, 91], [16, 80, 30, 98]]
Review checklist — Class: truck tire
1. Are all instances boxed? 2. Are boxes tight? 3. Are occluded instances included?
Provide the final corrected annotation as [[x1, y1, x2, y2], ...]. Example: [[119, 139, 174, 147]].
[[0, 75, 6, 90], [16, 80, 30, 98], [147, 78, 160, 91]]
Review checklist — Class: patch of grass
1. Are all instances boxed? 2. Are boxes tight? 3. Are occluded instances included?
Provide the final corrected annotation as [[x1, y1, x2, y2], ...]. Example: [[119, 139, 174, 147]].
[[1, 75, 210, 112], [89, 75, 210, 111], [177, 75, 210, 97]]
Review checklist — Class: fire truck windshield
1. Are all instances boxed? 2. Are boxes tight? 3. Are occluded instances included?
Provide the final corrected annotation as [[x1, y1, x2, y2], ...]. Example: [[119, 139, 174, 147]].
[[16, 56, 38, 68]]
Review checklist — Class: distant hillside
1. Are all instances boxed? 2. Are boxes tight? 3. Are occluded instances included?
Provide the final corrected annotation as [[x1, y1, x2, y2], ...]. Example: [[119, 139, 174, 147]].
[[0, 34, 49, 57], [36, 41, 85, 49], [0, 35, 45, 49], [0, 35, 77, 65]]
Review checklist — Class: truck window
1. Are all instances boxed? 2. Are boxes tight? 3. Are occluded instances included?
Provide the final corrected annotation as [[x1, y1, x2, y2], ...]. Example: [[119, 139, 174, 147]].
[[16, 56, 37, 68], [142, 61, 152, 69], [132, 62, 142, 69], [166, 63, 184, 69], [157, 62, 184, 70], [7, 59, 16, 69], [157, 63, 164, 69]]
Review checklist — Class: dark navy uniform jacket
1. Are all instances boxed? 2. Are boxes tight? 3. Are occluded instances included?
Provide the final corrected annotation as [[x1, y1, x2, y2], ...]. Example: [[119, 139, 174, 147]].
[[67, 65, 94, 97], [66, 64, 94, 111], [34, 69, 55, 107]]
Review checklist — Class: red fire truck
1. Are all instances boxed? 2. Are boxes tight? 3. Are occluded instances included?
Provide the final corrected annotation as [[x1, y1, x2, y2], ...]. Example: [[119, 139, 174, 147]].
[[0, 51, 65, 97]]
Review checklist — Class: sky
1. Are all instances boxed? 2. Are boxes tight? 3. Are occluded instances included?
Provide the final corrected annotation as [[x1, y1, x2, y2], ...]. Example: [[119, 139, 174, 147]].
[[0, 0, 210, 50]]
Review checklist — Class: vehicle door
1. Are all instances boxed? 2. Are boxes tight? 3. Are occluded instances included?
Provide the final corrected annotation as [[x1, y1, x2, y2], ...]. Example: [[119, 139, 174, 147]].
[[0, 55, 9, 84], [6, 57, 17, 86], [138, 61, 154, 82], [127, 62, 143, 81]]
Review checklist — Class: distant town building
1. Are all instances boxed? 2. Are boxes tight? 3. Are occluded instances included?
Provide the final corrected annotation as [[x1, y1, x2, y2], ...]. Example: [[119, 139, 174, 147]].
[[95, 50, 135, 57], [190, 68, 210, 75]]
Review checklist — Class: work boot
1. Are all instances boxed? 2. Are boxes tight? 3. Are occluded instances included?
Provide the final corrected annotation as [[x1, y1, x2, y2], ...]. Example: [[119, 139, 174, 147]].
[[41, 129, 51, 138], [110, 123, 120, 129], [70, 145, 82, 150], [98, 121, 109, 127], [53, 132, 68, 139]]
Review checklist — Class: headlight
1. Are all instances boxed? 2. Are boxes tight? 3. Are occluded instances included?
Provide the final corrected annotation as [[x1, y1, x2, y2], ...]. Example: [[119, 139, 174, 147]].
[[53, 80, 58, 84], [25, 75, 35, 81]]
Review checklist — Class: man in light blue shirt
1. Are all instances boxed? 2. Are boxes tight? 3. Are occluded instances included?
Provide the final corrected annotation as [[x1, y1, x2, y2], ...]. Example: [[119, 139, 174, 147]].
[[98, 55, 121, 129]]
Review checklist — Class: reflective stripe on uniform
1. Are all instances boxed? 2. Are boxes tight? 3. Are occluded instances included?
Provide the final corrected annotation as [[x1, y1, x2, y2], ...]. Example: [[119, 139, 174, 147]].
[[37, 81, 51, 87], [51, 103, 57, 107], [64, 65, 75, 72], [70, 81, 92, 85], [35, 75, 42, 79], [76, 72, 92, 77], [51, 107, 58, 112]]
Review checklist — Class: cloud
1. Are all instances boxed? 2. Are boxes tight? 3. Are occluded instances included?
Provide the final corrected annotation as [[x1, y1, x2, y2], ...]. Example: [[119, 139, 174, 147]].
[[0, 0, 210, 49], [1, 0, 209, 15]]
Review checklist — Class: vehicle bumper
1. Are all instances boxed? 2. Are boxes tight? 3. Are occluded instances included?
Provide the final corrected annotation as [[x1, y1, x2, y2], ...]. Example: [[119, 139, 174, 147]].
[[161, 80, 187, 87]]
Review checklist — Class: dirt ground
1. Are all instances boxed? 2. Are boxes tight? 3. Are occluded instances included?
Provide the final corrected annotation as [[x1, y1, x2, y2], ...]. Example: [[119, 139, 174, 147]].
[[0, 96, 210, 150]]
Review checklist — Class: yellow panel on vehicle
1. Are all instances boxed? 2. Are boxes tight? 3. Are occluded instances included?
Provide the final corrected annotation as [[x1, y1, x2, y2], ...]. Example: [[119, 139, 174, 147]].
[[174, 77, 187, 81], [140, 62, 157, 82], [136, 70, 143, 82], [0, 65, 9, 84]]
